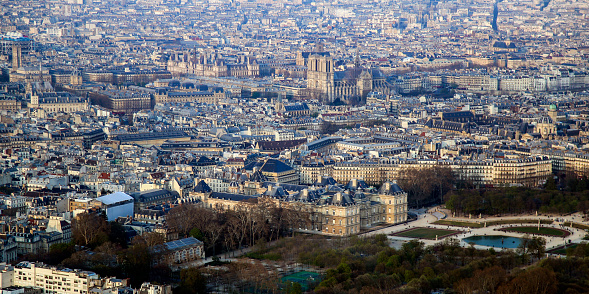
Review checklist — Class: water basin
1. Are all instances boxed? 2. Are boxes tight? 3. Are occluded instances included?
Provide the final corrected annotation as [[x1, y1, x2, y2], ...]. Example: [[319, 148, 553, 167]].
[[463, 235, 523, 249]]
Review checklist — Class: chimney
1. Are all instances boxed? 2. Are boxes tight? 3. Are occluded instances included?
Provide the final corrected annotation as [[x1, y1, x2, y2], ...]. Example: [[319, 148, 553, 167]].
[[335, 192, 342, 203]]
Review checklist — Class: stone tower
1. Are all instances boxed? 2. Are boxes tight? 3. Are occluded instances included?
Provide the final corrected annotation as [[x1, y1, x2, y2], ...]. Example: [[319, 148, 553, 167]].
[[306, 54, 334, 102], [11, 44, 22, 70]]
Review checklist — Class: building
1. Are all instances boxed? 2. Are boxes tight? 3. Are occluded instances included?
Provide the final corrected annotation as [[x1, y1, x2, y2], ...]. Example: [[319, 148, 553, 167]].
[[155, 237, 205, 265], [29, 92, 88, 113], [191, 178, 408, 237], [130, 189, 178, 210], [0, 236, 17, 263], [244, 159, 299, 184], [303, 47, 392, 103], [114, 131, 191, 146], [153, 89, 224, 105], [167, 51, 260, 78], [10, 261, 99, 294], [99, 90, 151, 113], [0, 95, 21, 111], [136, 282, 172, 294], [326, 156, 552, 188], [96, 192, 134, 221]]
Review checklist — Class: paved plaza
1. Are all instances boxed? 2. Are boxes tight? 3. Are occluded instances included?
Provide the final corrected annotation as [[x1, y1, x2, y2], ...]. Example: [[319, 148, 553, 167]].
[[364, 207, 588, 252]]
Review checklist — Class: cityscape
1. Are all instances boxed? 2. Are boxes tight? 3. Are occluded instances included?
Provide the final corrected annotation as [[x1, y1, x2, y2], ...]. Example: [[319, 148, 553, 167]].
[[0, 0, 589, 293]]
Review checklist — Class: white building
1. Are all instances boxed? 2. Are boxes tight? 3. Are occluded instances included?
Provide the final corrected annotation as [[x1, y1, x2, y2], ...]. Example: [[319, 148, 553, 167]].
[[11, 261, 100, 294], [96, 192, 134, 221]]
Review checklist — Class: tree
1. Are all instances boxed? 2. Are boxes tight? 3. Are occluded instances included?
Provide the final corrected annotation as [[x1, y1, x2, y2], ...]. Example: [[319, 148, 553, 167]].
[[497, 267, 558, 294], [398, 166, 455, 208], [286, 282, 303, 294], [175, 268, 207, 294], [72, 212, 110, 248], [118, 237, 152, 288], [517, 235, 546, 260], [141, 231, 166, 247], [455, 266, 506, 294], [47, 242, 75, 265]]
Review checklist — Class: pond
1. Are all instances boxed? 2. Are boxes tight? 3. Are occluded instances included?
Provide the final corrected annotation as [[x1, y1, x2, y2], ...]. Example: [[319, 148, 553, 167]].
[[463, 235, 524, 249]]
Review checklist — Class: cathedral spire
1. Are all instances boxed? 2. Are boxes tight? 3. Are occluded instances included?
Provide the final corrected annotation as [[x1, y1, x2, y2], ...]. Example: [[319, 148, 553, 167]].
[[354, 46, 360, 68]]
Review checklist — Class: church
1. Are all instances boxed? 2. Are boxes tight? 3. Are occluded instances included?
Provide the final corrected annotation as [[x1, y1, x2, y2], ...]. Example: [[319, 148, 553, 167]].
[[299, 45, 393, 104]]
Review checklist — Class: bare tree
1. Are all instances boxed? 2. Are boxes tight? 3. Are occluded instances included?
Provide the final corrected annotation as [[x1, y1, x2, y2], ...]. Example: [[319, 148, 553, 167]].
[[72, 212, 109, 247]]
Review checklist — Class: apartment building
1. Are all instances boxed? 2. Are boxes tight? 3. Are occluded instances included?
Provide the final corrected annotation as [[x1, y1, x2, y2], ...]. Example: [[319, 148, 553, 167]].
[[325, 156, 552, 188], [11, 261, 99, 294]]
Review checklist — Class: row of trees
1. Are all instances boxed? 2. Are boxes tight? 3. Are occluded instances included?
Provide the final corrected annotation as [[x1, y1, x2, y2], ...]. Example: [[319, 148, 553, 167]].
[[397, 166, 455, 208], [165, 199, 311, 256], [445, 187, 589, 216]]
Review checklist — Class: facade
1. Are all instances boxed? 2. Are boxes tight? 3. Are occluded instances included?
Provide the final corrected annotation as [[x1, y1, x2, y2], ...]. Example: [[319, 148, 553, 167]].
[[303, 49, 392, 103], [96, 192, 134, 221], [167, 51, 260, 78], [191, 179, 408, 237], [11, 261, 99, 294], [0, 96, 21, 111], [29, 92, 88, 113], [155, 237, 205, 265], [154, 89, 224, 105], [99, 90, 151, 113], [322, 156, 552, 188]]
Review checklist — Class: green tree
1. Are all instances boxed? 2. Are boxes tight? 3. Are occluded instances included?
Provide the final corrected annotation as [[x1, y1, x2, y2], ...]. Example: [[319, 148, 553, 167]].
[[286, 282, 303, 294]]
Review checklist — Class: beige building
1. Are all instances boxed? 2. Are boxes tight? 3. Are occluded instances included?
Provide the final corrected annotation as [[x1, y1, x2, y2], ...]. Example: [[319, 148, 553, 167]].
[[190, 179, 408, 237], [167, 51, 260, 78], [154, 90, 224, 105], [324, 156, 552, 188], [12, 261, 100, 294], [30, 92, 89, 113], [0, 96, 21, 111]]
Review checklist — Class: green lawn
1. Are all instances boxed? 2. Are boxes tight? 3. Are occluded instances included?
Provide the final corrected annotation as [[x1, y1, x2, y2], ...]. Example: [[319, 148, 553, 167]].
[[392, 227, 459, 240], [433, 219, 553, 228], [563, 222, 589, 230], [550, 243, 579, 255], [487, 219, 553, 226], [433, 220, 483, 228], [502, 226, 569, 237]]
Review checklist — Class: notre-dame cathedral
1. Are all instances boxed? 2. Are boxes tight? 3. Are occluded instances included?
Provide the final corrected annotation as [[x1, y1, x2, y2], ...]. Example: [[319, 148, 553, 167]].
[[297, 44, 393, 104]]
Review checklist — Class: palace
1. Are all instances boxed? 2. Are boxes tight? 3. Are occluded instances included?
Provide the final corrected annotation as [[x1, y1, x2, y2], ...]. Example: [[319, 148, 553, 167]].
[[167, 51, 260, 78], [190, 177, 408, 236]]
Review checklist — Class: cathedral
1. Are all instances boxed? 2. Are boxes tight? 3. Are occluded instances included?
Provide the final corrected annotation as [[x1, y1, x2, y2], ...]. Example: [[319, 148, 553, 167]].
[[299, 45, 393, 103], [167, 50, 260, 78]]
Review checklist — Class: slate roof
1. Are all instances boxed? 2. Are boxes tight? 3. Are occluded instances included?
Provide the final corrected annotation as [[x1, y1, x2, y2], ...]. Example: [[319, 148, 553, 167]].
[[259, 159, 294, 173], [284, 103, 310, 112], [255, 139, 307, 151], [379, 181, 404, 195], [210, 192, 257, 202], [130, 189, 178, 204], [194, 180, 212, 193], [249, 170, 268, 182]]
